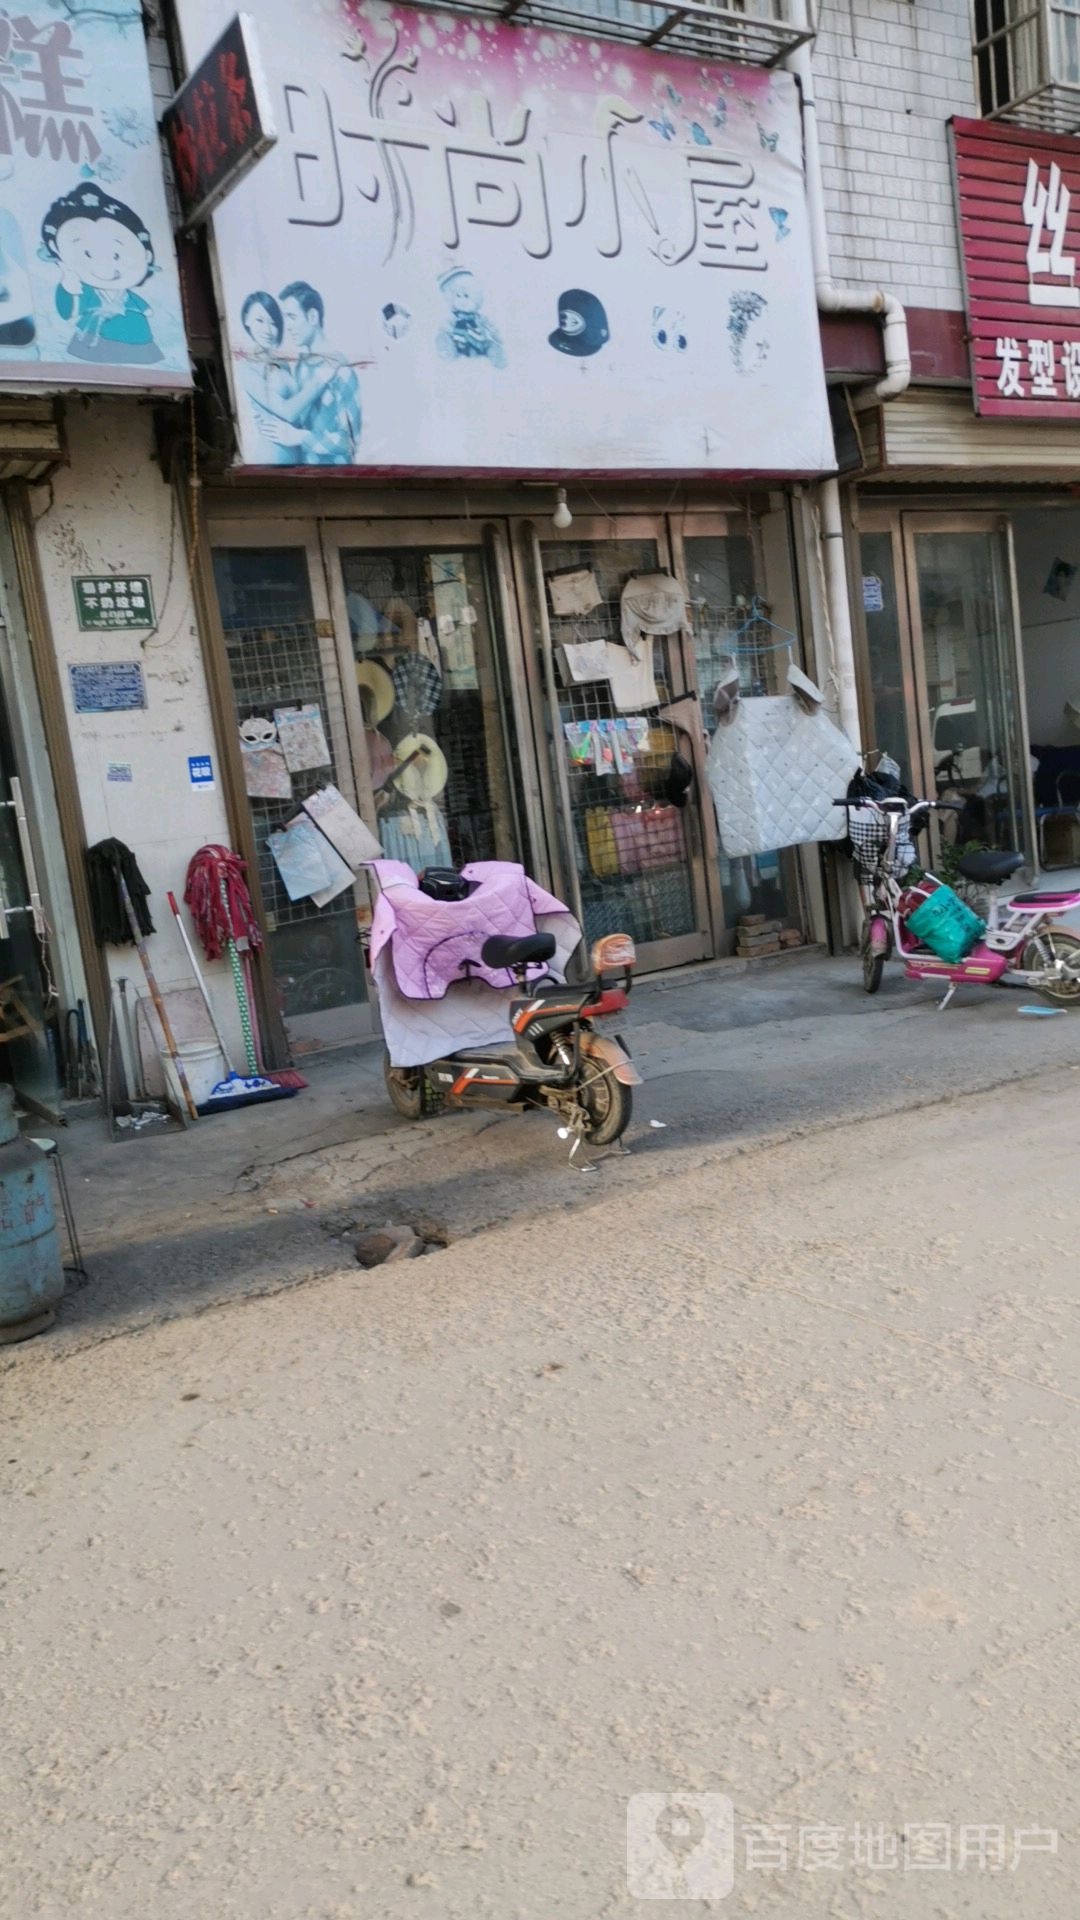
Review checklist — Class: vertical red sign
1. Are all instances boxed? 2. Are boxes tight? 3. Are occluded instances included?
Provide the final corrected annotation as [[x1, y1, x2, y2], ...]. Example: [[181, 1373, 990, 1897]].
[[953, 115, 1080, 420]]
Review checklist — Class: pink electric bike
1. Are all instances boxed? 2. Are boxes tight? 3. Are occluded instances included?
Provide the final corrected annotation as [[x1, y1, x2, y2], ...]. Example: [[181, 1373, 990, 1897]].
[[842, 793, 1080, 1009]]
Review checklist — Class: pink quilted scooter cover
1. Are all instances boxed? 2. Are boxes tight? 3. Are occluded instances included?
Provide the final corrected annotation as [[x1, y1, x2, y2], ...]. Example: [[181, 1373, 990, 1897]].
[[369, 860, 575, 1000]]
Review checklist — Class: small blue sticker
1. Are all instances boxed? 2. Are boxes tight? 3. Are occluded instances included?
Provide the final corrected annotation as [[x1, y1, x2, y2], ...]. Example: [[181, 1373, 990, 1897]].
[[188, 754, 215, 790]]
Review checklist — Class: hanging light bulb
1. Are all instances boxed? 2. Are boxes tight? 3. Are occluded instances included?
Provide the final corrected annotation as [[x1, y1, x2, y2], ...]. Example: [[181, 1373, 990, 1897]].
[[552, 487, 573, 531]]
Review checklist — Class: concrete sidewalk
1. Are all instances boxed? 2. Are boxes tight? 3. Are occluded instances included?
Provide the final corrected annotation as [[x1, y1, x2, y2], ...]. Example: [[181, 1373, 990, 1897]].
[[18, 944, 1080, 1359]]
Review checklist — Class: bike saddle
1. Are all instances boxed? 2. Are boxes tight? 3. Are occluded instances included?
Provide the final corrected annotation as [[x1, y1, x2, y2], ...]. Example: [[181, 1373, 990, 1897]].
[[481, 932, 556, 969], [953, 849, 1024, 884]]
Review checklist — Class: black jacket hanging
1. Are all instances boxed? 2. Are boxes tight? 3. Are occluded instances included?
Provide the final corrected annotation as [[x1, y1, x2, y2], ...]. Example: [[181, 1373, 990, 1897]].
[[85, 838, 154, 946]]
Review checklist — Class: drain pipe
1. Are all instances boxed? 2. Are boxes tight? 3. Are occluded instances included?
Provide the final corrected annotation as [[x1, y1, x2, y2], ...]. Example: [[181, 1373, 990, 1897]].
[[785, 15, 911, 747]]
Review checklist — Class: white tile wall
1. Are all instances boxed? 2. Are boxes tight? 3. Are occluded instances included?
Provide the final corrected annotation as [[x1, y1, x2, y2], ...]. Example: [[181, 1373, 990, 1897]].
[[815, 0, 976, 309]]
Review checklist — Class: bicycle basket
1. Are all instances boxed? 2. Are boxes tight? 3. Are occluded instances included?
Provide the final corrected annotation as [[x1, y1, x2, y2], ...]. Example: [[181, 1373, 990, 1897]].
[[846, 807, 916, 882]]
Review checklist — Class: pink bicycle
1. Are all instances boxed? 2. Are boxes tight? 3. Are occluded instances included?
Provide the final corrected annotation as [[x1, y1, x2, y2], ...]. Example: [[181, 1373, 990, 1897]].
[[841, 793, 1080, 1009]]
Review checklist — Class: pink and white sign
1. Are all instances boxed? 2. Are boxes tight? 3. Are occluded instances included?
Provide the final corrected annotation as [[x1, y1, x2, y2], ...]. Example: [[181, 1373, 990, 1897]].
[[175, 0, 831, 475], [954, 116, 1080, 419]]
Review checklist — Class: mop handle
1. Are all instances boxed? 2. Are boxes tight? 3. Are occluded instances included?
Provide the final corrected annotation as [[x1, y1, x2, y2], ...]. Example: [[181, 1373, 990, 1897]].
[[118, 873, 199, 1123], [167, 891, 235, 1072], [218, 876, 259, 1076]]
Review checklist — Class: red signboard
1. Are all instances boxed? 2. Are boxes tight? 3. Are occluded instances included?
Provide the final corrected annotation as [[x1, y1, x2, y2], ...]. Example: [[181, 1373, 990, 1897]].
[[163, 12, 275, 233], [953, 116, 1080, 419]]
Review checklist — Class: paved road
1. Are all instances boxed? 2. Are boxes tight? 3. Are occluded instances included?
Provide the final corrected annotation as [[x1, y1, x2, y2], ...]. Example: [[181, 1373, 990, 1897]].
[[3, 1068, 1076, 1916], [40, 950, 1080, 1352]]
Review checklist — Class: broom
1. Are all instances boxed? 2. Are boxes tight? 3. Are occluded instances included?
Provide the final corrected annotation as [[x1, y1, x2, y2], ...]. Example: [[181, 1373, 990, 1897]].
[[167, 892, 296, 1113]]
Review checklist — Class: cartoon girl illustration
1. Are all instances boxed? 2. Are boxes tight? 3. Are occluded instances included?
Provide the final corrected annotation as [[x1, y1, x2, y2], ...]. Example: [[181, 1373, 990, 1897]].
[[40, 183, 162, 365]]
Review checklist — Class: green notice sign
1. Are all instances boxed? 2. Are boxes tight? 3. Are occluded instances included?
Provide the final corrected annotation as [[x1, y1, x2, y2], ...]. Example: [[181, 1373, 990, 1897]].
[[74, 576, 155, 632]]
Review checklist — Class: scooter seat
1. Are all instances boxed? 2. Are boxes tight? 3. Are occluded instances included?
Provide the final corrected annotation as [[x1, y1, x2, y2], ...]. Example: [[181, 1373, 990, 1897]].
[[481, 932, 556, 969], [953, 849, 1024, 884]]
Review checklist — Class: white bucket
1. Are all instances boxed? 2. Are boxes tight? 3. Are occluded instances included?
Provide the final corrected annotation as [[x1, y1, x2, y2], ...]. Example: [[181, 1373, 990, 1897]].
[[159, 1040, 226, 1114]]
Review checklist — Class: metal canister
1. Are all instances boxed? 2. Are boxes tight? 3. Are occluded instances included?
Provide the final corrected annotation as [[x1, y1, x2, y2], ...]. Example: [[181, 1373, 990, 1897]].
[[0, 1087, 64, 1342]]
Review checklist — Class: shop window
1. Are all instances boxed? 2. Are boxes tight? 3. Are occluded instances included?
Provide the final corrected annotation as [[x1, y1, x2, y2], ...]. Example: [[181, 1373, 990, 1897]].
[[974, 0, 1080, 129]]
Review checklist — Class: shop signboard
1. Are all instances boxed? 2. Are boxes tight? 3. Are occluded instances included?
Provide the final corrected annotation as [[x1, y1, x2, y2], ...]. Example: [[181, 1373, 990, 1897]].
[[173, 0, 832, 475], [953, 116, 1080, 420], [0, 3, 189, 390], [162, 13, 277, 232]]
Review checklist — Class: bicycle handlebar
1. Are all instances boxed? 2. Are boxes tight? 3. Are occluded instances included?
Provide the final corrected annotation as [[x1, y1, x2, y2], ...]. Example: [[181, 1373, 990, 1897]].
[[832, 796, 962, 813]]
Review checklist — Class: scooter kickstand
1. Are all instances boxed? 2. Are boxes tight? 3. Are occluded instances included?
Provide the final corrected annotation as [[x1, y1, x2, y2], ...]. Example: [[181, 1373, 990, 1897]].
[[938, 981, 957, 1011]]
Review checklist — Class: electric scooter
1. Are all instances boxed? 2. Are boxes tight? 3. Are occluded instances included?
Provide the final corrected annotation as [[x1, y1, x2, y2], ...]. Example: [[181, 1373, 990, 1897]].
[[383, 927, 640, 1148], [844, 794, 1080, 1008]]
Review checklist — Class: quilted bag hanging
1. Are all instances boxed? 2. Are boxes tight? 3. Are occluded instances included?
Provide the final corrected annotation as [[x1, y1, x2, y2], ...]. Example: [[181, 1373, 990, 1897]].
[[705, 669, 858, 858]]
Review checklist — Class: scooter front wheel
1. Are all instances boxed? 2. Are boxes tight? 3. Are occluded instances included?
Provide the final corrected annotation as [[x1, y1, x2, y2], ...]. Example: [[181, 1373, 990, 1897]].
[[576, 1062, 633, 1146], [860, 921, 885, 995], [1023, 928, 1080, 1006], [384, 1053, 425, 1119]]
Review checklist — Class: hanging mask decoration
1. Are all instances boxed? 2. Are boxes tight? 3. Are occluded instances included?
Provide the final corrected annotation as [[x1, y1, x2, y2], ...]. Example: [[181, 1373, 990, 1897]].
[[239, 714, 277, 746]]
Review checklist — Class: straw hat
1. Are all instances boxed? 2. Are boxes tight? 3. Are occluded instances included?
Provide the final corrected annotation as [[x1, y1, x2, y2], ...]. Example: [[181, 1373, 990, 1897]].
[[356, 658, 394, 725], [392, 731, 449, 803]]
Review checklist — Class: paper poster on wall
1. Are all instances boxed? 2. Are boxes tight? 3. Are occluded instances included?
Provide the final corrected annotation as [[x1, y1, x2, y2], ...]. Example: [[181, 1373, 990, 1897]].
[[0, 7, 189, 390], [174, 0, 832, 475], [273, 703, 331, 773]]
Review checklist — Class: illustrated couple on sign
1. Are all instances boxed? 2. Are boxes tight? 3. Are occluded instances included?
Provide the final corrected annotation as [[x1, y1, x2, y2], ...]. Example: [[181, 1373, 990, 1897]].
[[240, 282, 361, 465]]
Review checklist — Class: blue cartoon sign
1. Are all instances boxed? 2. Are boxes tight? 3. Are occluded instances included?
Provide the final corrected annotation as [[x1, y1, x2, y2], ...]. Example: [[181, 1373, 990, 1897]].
[[0, 6, 189, 390]]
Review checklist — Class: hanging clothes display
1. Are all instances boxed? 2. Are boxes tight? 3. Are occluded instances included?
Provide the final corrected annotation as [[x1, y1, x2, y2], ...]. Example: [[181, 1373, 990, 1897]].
[[620, 573, 686, 656], [706, 669, 858, 857]]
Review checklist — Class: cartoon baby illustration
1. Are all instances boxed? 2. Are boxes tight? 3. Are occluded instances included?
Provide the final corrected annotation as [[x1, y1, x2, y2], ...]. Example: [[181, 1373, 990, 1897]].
[[435, 268, 506, 368], [40, 183, 162, 365]]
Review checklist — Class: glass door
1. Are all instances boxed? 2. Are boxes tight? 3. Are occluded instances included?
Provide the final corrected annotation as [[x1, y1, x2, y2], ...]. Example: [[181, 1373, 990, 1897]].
[[530, 519, 711, 972], [323, 525, 523, 879], [902, 515, 1035, 860], [675, 517, 805, 940], [210, 531, 372, 1052]]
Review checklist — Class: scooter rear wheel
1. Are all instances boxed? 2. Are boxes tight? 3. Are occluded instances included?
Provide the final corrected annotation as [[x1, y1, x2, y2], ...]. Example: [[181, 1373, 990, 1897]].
[[384, 1053, 424, 1119], [576, 1064, 633, 1146], [1023, 928, 1080, 1005]]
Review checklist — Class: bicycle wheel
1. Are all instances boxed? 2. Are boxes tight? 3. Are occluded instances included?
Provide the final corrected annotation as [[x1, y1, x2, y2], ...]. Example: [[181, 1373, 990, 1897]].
[[1023, 928, 1080, 1006]]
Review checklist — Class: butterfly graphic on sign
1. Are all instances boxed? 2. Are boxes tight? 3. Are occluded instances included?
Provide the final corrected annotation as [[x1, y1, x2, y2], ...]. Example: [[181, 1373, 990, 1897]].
[[712, 97, 728, 127], [666, 82, 683, 104], [649, 113, 675, 140], [759, 126, 779, 152], [769, 207, 791, 239], [690, 122, 712, 146]]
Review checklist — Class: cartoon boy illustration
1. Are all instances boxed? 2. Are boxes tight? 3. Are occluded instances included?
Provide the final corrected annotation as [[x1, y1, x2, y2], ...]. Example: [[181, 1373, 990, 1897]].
[[435, 268, 505, 368], [40, 183, 161, 365]]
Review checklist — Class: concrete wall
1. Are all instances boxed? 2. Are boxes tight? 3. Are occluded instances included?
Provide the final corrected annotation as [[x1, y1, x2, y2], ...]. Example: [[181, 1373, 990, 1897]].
[[1014, 508, 1080, 748], [814, 0, 976, 311], [31, 398, 247, 1085]]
